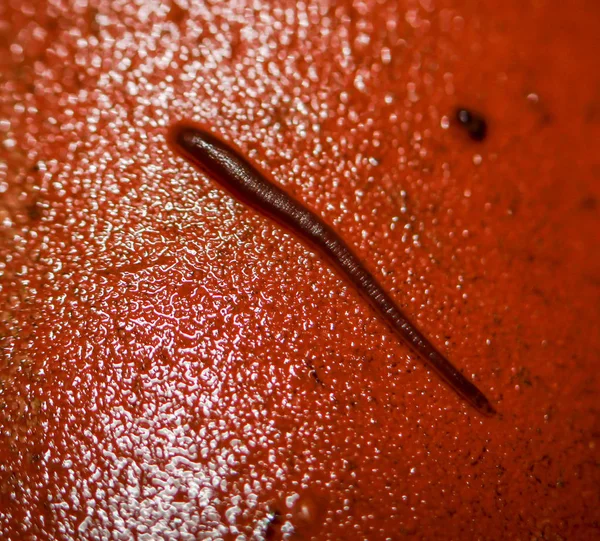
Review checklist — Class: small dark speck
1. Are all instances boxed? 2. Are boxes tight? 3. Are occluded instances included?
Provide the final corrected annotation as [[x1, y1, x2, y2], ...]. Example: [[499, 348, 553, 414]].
[[455, 108, 488, 141], [580, 195, 597, 211], [26, 200, 42, 221], [265, 510, 281, 540], [309, 368, 324, 386], [305, 359, 324, 385]]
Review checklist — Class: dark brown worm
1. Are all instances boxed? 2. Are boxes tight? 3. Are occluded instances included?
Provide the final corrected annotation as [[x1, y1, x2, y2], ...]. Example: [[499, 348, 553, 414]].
[[168, 122, 496, 416]]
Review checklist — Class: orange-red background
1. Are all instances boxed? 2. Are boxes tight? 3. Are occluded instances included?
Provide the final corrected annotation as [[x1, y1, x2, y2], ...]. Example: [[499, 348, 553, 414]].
[[1, 0, 598, 539]]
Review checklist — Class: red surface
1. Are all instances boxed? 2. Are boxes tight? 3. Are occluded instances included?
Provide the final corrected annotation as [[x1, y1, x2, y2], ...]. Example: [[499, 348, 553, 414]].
[[1, 1, 599, 539]]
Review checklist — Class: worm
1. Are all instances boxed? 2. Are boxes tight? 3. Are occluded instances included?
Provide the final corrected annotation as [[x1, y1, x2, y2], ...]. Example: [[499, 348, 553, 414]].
[[168, 122, 495, 416]]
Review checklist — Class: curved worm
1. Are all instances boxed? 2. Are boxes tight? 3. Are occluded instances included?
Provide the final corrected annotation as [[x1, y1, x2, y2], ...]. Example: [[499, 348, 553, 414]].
[[168, 122, 495, 416]]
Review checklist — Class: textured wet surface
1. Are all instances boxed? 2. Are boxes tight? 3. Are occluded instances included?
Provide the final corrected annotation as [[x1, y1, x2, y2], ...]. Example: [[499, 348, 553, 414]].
[[1, 0, 599, 539]]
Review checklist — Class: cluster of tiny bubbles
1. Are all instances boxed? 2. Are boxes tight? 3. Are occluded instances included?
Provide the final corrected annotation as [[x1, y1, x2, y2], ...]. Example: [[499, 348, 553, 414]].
[[0, 0, 492, 539]]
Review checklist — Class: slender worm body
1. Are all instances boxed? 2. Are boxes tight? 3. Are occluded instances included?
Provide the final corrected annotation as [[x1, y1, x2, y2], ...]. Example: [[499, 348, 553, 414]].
[[169, 122, 496, 416]]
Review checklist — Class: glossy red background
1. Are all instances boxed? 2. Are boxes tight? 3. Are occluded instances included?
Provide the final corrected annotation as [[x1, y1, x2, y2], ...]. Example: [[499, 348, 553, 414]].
[[1, 0, 598, 539]]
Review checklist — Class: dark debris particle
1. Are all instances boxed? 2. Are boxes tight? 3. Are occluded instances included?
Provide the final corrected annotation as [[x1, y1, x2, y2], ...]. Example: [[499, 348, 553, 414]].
[[26, 200, 42, 221], [455, 107, 488, 141], [580, 195, 597, 211], [265, 510, 282, 540]]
